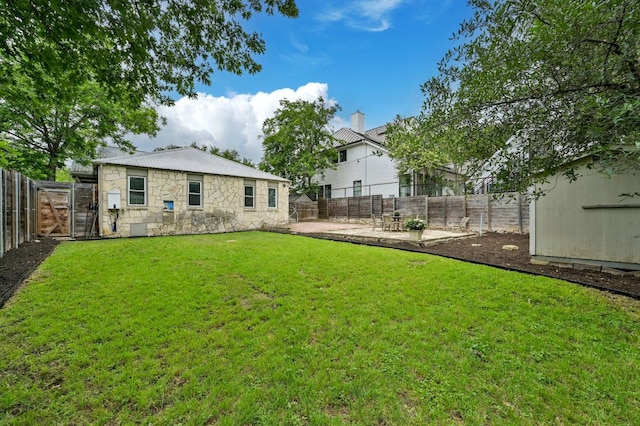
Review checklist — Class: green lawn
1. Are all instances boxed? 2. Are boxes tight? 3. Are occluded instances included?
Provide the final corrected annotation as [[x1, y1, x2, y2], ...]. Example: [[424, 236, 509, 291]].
[[1, 232, 639, 425]]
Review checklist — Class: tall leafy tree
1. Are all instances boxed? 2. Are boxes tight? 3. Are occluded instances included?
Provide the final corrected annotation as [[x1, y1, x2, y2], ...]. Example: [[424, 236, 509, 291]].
[[422, 0, 640, 194], [0, 61, 159, 180], [0, 1, 299, 106], [0, 0, 298, 179], [260, 98, 341, 194], [386, 113, 508, 194]]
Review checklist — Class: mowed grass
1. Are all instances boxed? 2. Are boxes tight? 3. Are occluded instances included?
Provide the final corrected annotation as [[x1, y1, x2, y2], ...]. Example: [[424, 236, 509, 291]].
[[1, 232, 639, 425]]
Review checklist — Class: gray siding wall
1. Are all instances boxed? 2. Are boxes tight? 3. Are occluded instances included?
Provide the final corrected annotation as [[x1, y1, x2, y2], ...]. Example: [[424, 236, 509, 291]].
[[531, 158, 640, 269]]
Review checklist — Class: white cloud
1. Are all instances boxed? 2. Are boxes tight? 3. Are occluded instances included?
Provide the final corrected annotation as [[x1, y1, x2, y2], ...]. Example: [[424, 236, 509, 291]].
[[129, 82, 347, 163], [318, 0, 405, 32]]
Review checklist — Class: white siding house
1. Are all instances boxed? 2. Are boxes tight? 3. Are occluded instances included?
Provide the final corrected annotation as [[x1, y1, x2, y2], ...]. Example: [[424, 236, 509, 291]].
[[315, 111, 463, 199], [315, 111, 399, 198]]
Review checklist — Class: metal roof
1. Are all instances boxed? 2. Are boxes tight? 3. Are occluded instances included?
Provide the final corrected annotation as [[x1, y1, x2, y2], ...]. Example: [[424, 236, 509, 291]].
[[93, 147, 288, 182], [332, 127, 387, 150], [70, 146, 141, 176]]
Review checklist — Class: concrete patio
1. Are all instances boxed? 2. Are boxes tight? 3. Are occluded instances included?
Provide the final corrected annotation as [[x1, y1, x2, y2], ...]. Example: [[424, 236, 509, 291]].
[[283, 221, 475, 245]]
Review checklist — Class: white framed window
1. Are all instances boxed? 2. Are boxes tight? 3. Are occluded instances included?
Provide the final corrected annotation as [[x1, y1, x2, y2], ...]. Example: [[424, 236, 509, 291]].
[[339, 150, 347, 162], [244, 181, 255, 208], [128, 176, 146, 206], [353, 180, 362, 197], [319, 184, 332, 199], [399, 174, 411, 197], [188, 175, 203, 207], [268, 185, 277, 208]]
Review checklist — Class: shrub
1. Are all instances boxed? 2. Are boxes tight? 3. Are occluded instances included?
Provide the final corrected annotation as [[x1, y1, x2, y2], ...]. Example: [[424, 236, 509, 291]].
[[404, 218, 427, 230]]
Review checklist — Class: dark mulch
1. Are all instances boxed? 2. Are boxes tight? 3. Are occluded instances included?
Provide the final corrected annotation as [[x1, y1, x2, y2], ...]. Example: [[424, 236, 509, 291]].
[[419, 233, 640, 298], [1, 232, 639, 308], [0, 238, 60, 308]]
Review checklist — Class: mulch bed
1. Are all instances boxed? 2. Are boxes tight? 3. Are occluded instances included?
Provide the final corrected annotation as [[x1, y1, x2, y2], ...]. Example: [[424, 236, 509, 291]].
[[1, 232, 639, 308], [419, 233, 640, 297], [0, 238, 60, 308]]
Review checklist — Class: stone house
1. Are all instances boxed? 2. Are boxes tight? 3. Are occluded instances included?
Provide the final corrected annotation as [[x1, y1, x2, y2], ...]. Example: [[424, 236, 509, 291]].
[[93, 147, 289, 238]]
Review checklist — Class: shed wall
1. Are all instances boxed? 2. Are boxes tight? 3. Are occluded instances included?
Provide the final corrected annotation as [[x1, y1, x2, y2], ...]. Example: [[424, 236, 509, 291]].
[[532, 160, 640, 269]]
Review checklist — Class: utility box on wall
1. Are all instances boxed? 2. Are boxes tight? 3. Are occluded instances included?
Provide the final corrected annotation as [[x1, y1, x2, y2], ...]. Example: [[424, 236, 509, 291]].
[[107, 191, 121, 210]]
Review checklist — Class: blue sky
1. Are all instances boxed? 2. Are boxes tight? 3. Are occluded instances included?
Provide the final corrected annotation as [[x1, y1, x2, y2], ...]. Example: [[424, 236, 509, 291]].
[[130, 0, 474, 162]]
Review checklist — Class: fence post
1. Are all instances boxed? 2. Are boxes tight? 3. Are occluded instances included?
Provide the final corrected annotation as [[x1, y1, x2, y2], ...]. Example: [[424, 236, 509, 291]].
[[0, 169, 3, 258], [463, 194, 468, 218], [424, 196, 429, 226], [346, 196, 350, 220], [32, 180, 38, 240], [370, 195, 373, 218], [487, 193, 493, 232], [25, 177, 30, 243], [13, 171, 19, 249], [71, 182, 76, 238], [518, 192, 523, 234]]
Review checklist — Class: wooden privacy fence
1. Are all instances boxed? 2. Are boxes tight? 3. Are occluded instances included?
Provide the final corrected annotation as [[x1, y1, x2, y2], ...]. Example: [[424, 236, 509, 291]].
[[1, 169, 38, 257], [307, 192, 529, 233], [0, 168, 99, 258]]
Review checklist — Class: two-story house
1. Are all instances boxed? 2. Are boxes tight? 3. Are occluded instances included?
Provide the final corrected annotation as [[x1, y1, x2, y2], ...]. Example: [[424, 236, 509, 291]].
[[315, 111, 461, 199]]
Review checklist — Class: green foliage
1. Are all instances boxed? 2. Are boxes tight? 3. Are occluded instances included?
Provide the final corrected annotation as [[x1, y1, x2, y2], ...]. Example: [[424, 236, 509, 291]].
[[404, 217, 427, 230], [0, 1, 299, 106], [0, 1, 298, 180], [423, 0, 640, 193], [55, 168, 74, 183], [260, 97, 341, 194], [0, 58, 159, 180], [1, 233, 639, 424], [385, 113, 494, 193], [0, 140, 49, 179], [385, 115, 448, 174]]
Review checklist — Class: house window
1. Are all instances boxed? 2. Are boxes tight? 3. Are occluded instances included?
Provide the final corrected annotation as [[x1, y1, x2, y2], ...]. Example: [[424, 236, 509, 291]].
[[188, 175, 203, 207], [268, 185, 277, 208], [399, 174, 411, 197], [244, 180, 255, 208], [353, 180, 362, 197], [128, 176, 146, 206], [319, 184, 332, 199], [339, 150, 347, 163]]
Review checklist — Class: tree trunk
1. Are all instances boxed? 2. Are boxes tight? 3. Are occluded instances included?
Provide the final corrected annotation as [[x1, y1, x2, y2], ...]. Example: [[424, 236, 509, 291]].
[[46, 156, 58, 181]]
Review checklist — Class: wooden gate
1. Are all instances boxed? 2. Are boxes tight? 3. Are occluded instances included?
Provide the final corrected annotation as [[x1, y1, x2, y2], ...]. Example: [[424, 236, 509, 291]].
[[38, 189, 71, 237]]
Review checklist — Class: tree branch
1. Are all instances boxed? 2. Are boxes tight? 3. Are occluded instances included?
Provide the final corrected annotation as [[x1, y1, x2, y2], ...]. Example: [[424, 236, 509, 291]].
[[474, 82, 625, 111]]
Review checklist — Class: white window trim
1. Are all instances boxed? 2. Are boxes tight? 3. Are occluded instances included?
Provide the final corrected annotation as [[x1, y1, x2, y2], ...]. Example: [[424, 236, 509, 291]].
[[244, 183, 255, 209], [128, 175, 147, 206], [353, 180, 362, 197], [188, 180, 202, 208], [268, 186, 277, 208]]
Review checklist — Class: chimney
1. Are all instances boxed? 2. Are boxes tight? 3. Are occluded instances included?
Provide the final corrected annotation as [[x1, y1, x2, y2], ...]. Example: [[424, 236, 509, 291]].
[[351, 110, 365, 133]]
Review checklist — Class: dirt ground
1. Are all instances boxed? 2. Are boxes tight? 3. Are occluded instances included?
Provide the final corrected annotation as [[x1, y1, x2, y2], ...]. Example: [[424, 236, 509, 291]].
[[1, 230, 639, 308]]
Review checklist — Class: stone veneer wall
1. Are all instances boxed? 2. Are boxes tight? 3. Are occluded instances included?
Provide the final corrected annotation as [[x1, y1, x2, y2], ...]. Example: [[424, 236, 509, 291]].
[[98, 165, 289, 238]]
